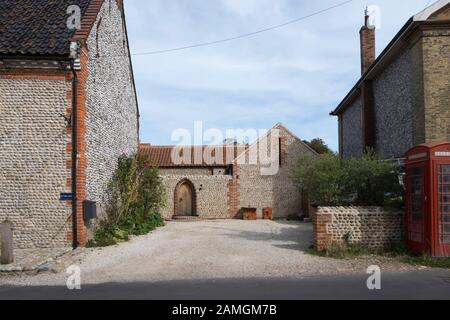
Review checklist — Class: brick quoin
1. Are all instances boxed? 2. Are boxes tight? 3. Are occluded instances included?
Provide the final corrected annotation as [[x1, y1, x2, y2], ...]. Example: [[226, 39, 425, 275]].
[[0, 0, 135, 248], [313, 207, 404, 251], [66, 47, 89, 247], [66, 0, 110, 247], [227, 161, 240, 219], [0, 66, 86, 247], [313, 212, 333, 251]]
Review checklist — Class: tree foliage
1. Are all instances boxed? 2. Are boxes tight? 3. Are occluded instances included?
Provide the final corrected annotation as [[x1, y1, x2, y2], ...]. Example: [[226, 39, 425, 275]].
[[303, 138, 333, 155], [293, 152, 403, 207], [346, 153, 402, 206]]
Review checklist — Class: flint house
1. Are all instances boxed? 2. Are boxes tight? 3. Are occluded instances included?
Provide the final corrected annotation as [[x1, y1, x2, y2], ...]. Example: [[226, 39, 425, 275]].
[[0, 0, 139, 248], [140, 124, 317, 220], [331, 1, 450, 159]]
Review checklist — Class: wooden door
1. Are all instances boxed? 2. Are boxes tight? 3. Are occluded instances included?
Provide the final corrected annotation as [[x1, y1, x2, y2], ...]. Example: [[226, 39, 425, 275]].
[[176, 182, 193, 216]]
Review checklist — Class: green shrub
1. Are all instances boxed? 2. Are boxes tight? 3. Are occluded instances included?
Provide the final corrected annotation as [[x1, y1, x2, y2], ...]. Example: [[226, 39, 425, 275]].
[[293, 152, 403, 207], [105, 153, 166, 227], [346, 152, 403, 206], [87, 211, 165, 248], [120, 210, 165, 236], [293, 153, 349, 206], [87, 153, 166, 248]]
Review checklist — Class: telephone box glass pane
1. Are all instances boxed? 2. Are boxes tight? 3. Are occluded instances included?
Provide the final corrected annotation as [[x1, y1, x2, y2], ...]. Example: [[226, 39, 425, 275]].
[[408, 167, 424, 242], [439, 164, 450, 244], [411, 168, 424, 222]]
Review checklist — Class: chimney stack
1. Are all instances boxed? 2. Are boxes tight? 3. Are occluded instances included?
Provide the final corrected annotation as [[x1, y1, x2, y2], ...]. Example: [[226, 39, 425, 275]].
[[360, 8, 376, 75]]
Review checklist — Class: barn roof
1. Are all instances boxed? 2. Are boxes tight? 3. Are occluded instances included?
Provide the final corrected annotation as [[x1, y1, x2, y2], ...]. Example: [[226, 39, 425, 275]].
[[140, 123, 317, 168], [139, 145, 245, 168]]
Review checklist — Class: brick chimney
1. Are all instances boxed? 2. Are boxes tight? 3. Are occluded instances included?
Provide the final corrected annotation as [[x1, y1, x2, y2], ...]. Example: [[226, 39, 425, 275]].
[[360, 8, 376, 75]]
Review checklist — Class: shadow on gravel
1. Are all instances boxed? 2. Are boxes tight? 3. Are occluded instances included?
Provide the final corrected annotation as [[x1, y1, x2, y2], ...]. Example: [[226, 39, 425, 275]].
[[205, 221, 313, 251], [1, 271, 449, 300]]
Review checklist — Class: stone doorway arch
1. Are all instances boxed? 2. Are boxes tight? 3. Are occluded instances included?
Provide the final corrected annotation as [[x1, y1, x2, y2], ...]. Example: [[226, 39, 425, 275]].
[[174, 179, 197, 217]]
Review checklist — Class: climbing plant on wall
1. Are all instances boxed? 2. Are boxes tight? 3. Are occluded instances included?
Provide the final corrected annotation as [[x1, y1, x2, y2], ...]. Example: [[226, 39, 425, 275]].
[[88, 153, 166, 247]]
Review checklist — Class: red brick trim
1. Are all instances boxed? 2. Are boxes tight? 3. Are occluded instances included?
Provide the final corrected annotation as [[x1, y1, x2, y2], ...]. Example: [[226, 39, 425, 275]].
[[71, 0, 126, 45], [0, 66, 83, 246], [0, 51, 89, 246], [72, 0, 105, 45], [227, 163, 240, 218], [66, 46, 89, 246], [313, 211, 333, 251], [0, 69, 69, 80]]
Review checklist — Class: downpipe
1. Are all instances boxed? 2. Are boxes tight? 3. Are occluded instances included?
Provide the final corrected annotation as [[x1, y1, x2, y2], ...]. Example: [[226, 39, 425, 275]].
[[70, 59, 78, 250]]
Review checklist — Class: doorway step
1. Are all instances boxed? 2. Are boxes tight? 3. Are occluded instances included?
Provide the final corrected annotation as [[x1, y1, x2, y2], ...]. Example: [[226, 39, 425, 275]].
[[172, 216, 202, 222]]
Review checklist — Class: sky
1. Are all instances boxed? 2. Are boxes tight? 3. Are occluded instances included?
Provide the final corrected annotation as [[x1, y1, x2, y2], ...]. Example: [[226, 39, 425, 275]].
[[124, 0, 434, 150]]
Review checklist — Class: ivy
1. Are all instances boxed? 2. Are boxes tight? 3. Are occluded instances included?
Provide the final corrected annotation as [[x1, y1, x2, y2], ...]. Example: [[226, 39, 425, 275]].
[[87, 153, 167, 247]]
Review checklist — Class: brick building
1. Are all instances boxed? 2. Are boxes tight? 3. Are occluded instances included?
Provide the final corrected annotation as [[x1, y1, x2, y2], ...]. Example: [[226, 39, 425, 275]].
[[331, 1, 450, 159], [140, 124, 317, 220], [0, 0, 139, 248]]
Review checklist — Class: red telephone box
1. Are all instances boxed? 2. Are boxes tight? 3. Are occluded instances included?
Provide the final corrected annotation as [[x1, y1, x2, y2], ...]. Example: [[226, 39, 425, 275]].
[[405, 142, 450, 257]]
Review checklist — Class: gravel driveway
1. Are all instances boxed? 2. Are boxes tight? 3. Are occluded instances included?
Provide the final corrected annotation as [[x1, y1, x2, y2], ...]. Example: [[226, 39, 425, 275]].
[[1, 220, 420, 286]]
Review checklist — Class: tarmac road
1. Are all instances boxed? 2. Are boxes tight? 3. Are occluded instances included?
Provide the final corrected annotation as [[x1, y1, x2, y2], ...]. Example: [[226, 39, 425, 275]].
[[1, 270, 450, 300]]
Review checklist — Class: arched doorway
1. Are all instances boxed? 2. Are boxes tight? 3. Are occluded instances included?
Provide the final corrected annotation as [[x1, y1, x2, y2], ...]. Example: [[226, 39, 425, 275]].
[[174, 179, 196, 216]]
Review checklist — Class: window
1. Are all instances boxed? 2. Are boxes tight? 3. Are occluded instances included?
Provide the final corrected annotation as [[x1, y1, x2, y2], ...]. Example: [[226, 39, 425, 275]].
[[225, 165, 233, 176], [278, 138, 285, 167], [409, 167, 424, 242], [411, 168, 424, 223], [439, 164, 450, 244]]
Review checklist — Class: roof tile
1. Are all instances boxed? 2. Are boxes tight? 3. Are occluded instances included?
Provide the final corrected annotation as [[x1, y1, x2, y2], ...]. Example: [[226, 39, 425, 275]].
[[140, 145, 244, 168], [0, 0, 92, 56]]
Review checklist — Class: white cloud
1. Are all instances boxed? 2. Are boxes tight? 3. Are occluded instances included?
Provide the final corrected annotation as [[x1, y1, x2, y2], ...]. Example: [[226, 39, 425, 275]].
[[125, 0, 432, 151], [220, 0, 282, 17]]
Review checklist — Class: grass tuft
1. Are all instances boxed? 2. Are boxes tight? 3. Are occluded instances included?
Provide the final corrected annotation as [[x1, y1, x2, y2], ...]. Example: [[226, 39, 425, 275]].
[[400, 255, 450, 269], [307, 242, 450, 269], [306, 243, 372, 260]]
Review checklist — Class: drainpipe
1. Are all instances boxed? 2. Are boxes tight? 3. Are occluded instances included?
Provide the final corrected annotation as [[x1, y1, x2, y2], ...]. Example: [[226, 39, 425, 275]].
[[69, 42, 79, 250]]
